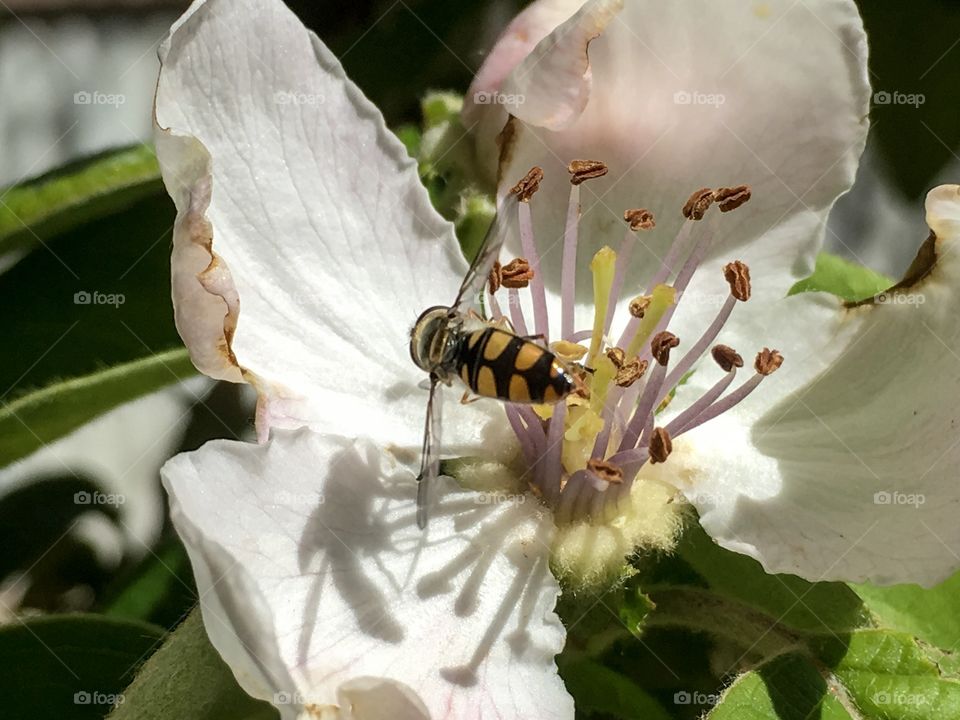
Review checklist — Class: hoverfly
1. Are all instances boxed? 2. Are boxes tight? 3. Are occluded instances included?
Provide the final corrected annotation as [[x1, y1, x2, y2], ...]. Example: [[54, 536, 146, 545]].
[[409, 194, 576, 528]]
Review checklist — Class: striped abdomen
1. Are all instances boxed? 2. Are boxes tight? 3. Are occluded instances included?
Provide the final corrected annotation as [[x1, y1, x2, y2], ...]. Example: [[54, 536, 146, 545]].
[[457, 327, 573, 404]]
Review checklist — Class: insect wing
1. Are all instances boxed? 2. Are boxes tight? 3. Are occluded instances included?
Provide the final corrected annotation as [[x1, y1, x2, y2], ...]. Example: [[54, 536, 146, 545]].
[[416, 376, 444, 529], [452, 193, 519, 311]]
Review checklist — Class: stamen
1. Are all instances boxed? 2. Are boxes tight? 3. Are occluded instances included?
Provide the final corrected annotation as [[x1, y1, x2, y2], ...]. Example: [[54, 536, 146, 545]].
[[518, 193, 550, 340], [507, 288, 529, 336], [587, 457, 623, 484], [568, 159, 609, 185], [712, 344, 744, 373], [619, 332, 678, 451], [723, 260, 752, 302], [629, 295, 652, 319], [624, 208, 656, 232], [510, 166, 544, 202], [682, 188, 715, 221], [587, 246, 617, 365], [651, 331, 681, 366], [715, 185, 752, 213], [615, 358, 648, 388], [664, 346, 741, 435], [648, 427, 673, 464], [539, 400, 566, 506], [500, 257, 534, 288], [603, 211, 653, 335], [561, 185, 581, 339], [755, 348, 784, 375], [623, 285, 676, 359], [488, 260, 502, 294]]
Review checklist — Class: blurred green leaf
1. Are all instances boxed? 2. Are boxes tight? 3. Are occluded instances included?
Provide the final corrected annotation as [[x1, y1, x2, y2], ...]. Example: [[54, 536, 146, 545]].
[[0, 145, 162, 258], [0, 614, 164, 720], [789, 252, 893, 303], [109, 609, 278, 720], [558, 655, 671, 720]]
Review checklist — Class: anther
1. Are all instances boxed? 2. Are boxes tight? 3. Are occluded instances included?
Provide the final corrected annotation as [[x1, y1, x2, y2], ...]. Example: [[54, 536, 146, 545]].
[[606, 347, 626, 368], [651, 331, 680, 366], [755, 348, 784, 376], [715, 185, 752, 213], [624, 208, 656, 231], [712, 344, 744, 372], [682, 188, 715, 221], [629, 295, 653, 319], [488, 260, 502, 294], [568, 159, 608, 185], [723, 260, 752, 302], [511, 167, 544, 202], [587, 458, 623, 484], [501, 258, 534, 288], [615, 358, 648, 387], [648, 427, 673, 464]]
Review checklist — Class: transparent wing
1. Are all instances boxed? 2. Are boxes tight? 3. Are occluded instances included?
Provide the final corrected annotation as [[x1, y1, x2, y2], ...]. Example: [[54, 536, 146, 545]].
[[416, 375, 443, 529], [452, 193, 519, 311]]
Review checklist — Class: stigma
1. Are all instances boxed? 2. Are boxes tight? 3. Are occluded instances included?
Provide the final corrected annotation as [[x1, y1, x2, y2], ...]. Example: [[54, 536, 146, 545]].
[[487, 163, 781, 526]]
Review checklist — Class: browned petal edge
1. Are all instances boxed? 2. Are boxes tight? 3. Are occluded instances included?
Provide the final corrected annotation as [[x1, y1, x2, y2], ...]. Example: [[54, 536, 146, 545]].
[[845, 231, 938, 309]]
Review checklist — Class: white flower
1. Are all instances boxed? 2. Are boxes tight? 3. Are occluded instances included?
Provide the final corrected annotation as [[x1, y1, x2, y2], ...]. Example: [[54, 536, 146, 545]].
[[154, 0, 960, 717]]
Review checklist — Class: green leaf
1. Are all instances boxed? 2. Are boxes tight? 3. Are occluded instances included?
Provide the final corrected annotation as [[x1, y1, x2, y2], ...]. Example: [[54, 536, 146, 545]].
[[0, 145, 162, 257], [853, 570, 960, 654], [789, 252, 894, 303], [0, 187, 194, 468], [558, 655, 672, 720], [0, 348, 195, 467], [0, 614, 165, 719], [707, 652, 853, 720], [109, 609, 277, 720]]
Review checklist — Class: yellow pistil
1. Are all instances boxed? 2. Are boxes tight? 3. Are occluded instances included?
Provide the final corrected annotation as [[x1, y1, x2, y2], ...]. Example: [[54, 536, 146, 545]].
[[587, 246, 617, 366], [561, 397, 605, 474], [626, 284, 676, 359]]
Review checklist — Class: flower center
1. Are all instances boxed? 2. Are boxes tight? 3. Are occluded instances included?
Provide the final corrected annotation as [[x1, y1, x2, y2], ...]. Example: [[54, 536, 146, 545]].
[[487, 163, 783, 526]]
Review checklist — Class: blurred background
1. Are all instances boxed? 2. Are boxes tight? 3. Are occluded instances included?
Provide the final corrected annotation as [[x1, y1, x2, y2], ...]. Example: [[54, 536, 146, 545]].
[[0, 0, 958, 697]]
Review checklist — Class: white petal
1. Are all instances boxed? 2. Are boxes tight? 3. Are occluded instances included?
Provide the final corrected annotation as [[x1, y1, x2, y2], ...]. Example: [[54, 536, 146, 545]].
[[154, 0, 482, 449], [472, 0, 869, 341], [162, 429, 573, 719], [662, 186, 960, 586]]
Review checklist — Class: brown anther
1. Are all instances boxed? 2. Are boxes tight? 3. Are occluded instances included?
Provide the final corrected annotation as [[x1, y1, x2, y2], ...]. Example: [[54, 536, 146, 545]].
[[715, 184, 752, 213], [629, 295, 652, 319], [511, 166, 544, 202], [755, 348, 784, 376], [500, 258, 534, 288], [651, 331, 680, 366], [615, 358, 648, 388], [682, 188, 715, 221], [648, 427, 673, 464], [488, 260, 502, 294], [568, 159, 608, 185], [723, 260, 752, 302], [606, 347, 626, 369], [711, 344, 744, 372], [624, 208, 656, 231], [586, 458, 623, 484]]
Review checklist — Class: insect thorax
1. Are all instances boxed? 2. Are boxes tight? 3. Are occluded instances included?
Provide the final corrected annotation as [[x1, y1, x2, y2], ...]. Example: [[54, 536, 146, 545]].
[[409, 305, 463, 380]]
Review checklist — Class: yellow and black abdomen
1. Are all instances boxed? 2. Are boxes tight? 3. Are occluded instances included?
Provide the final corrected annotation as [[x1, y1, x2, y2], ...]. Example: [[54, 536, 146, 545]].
[[457, 327, 573, 404]]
